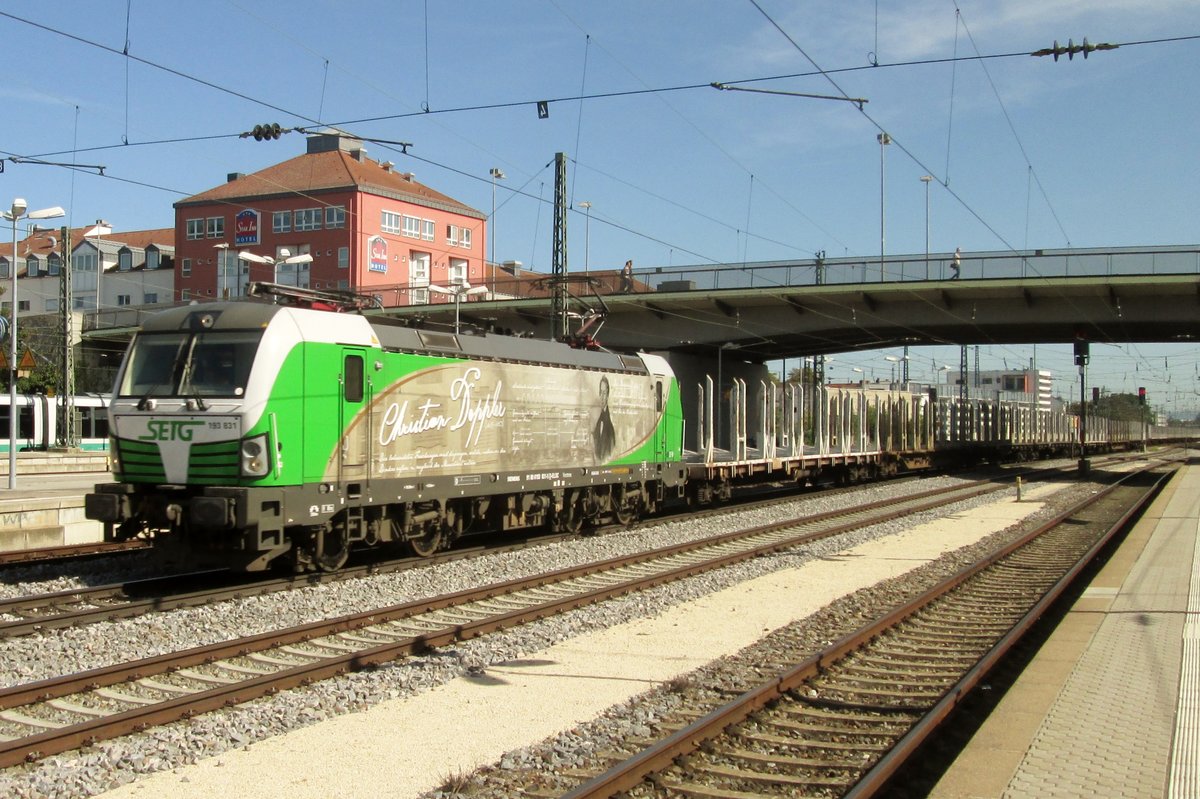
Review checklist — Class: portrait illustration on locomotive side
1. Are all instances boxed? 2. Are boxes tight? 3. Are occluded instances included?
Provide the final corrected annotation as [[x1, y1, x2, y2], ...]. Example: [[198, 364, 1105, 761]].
[[327, 359, 665, 481]]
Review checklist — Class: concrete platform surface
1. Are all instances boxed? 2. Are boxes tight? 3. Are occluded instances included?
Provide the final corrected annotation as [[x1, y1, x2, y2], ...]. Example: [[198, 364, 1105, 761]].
[[930, 462, 1200, 799]]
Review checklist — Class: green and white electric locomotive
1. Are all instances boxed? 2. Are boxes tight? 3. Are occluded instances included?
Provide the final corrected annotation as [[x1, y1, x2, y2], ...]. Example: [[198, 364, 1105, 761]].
[[86, 287, 686, 571]]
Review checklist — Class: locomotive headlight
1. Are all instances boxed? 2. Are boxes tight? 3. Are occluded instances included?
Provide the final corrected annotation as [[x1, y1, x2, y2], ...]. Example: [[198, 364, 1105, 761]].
[[240, 433, 270, 477]]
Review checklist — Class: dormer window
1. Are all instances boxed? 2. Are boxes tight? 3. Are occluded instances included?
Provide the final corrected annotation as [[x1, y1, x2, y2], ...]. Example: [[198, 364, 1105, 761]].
[[47, 253, 62, 276], [118, 249, 133, 271], [26, 255, 39, 277], [146, 247, 160, 270]]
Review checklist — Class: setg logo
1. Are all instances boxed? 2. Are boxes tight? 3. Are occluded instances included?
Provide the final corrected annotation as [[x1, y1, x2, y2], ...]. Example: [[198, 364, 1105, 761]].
[[139, 420, 206, 442]]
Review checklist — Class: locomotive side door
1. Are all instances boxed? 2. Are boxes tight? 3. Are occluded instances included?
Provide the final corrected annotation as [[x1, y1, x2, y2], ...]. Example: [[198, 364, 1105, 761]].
[[654, 378, 666, 464], [337, 348, 371, 484]]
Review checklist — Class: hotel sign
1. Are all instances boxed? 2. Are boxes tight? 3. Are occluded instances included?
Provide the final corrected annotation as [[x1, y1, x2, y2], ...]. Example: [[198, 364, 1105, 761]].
[[369, 235, 388, 273], [234, 209, 260, 245]]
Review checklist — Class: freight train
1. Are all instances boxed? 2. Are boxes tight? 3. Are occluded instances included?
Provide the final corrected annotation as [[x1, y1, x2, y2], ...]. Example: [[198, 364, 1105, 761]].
[[85, 284, 1170, 572]]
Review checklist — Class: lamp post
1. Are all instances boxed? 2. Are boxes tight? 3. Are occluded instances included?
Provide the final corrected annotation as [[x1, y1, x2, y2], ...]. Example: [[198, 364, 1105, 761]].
[[920, 175, 932, 280], [579, 202, 592, 274], [877, 132, 891, 282], [82, 220, 111, 314], [429, 283, 487, 333], [235, 248, 313, 288], [489, 168, 505, 290], [4, 199, 65, 489], [884, 354, 901, 386]]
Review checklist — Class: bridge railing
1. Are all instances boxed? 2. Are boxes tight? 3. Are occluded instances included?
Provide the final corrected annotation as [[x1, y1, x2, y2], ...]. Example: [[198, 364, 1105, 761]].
[[638, 245, 1200, 292]]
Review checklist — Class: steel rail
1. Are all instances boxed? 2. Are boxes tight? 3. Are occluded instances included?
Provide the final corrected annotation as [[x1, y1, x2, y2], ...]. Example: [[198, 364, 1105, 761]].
[[559, 462, 1175, 799], [0, 450, 1159, 639], [0, 471, 1041, 768]]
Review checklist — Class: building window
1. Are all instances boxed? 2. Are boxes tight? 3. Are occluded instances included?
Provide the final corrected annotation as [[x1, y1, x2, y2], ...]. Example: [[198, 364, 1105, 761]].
[[45, 298, 59, 312], [186, 219, 204, 240], [181, 257, 192, 277], [325, 205, 346, 229], [294, 209, 322, 231], [48, 253, 61, 276], [74, 297, 88, 309], [411, 287, 429, 305], [144, 293, 158, 304], [446, 225, 472, 248], [422, 219, 435, 241], [116, 295, 131, 306], [206, 216, 224, 238], [449, 258, 468, 286], [402, 215, 421, 238], [381, 210, 401, 234], [273, 211, 292, 233], [26, 256, 39, 277], [180, 289, 191, 301], [410, 251, 430, 286], [17, 300, 29, 312], [337, 246, 349, 269], [0, 258, 8, 279], [118, 251, 133, 271], [146, 249, 160, 270]]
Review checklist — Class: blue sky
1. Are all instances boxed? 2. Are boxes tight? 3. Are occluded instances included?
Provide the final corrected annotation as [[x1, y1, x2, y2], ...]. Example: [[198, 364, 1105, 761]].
[[0, 1, 1197, 415]]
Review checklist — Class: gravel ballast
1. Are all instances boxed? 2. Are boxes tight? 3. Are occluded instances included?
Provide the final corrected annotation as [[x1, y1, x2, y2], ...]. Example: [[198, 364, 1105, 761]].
[[0, 468, 1106, 798]]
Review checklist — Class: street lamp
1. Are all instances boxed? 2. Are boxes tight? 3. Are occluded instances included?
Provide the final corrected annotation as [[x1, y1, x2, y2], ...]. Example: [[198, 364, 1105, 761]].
[[213, 243, 231, 298], [579, 202, 592, 274], [4, 199, 65, 489], [884, 354, 900, 386], [877, 132, 891, 282], [920, 175, 932, 280], [237, 248, 313, 286], [489, 168, 505, 279], [82, 220, 111, 313], [429, 282, 487, 333]]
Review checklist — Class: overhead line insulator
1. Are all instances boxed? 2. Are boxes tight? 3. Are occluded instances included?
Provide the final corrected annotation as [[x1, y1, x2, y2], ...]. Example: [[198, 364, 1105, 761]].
[[240, 123, 287, 140], [1031, 37, 1119, 61]]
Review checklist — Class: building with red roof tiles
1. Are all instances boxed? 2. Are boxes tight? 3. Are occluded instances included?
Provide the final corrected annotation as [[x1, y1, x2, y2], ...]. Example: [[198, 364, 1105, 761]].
[[173, 130, 487, 305], [0, 224, 174, 319]]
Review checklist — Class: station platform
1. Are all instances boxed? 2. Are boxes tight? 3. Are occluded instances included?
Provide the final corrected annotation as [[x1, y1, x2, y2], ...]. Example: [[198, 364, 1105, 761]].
[[929, 459, 1200, 798], [0, 455, 109, 551]]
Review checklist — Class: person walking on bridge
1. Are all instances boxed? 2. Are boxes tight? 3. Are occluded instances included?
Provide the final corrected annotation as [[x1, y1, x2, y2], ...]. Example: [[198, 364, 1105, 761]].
[[951, 247, 962, 279]]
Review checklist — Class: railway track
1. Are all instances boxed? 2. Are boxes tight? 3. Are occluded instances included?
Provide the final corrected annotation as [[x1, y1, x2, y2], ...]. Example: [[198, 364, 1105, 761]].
[[0, 462, 1109, 768], [546, 462, 1174, 799], [0, 454, 1154, 639], [0, 539, 148, 567]]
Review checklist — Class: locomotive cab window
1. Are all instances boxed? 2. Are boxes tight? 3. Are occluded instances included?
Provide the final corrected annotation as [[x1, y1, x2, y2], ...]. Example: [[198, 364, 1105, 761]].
[[118, 330, 263, 399], [344, 355, 364, 403]]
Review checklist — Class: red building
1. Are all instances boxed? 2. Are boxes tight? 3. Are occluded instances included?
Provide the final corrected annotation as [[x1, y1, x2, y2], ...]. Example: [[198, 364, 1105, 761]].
[[173, 130, 487, 305]]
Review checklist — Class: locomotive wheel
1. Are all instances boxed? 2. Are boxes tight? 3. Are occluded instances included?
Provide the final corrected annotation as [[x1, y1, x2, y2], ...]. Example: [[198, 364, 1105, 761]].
[[314, 525, 349, 572], [405, 527, 443, 557], [554, 490, 587, 534]]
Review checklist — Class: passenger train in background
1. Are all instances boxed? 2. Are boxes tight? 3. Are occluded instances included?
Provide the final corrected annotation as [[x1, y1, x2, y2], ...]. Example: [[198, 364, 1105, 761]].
[[84, 284, 1192, 573], [0, 393, 111, 453]]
